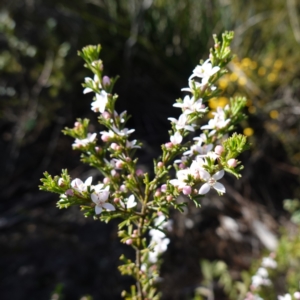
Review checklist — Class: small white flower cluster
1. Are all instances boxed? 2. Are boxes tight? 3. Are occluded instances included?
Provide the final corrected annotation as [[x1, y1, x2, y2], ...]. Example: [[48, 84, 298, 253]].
[[167, 60, 220, 146], [278, 293, 300, 300], [148, 214, 172, 263], [59, 176, 116, 215], [72, 176, 114, 214], [83, 74, 109, 113], [73, 132, 97, 148], [167, 59, 234, 196], [250, 254, 277, 291]]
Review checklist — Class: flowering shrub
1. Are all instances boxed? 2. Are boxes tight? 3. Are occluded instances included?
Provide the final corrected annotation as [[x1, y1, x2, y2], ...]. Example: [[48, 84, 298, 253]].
[[40, 31, 249, 299]]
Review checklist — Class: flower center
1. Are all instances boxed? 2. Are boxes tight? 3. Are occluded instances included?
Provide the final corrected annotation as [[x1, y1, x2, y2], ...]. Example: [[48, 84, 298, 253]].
[[208, 178, 216, 186]]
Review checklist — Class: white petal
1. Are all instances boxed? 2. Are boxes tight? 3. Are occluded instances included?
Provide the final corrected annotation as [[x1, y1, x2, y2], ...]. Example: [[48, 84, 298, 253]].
[[213, 182, 226, 193], [168, 117, 177, 123], [91, 193, 99, 204], [199, 183, 210, 195], [169, 179, 180, 186], [85, 176, 93, 186], [71, 178, 83, 189], [103, 203, 115, 211], [212, 170, 224, 180], [93, 183, 104, 193], [83, 87, 93, 94], [88, 133, 97, 142], [173, 103, 184, 108], [95, 206, 103, 215], [199, 169, 210, 180], [184, 125, 195, 132], [99, 191, 110, 201]]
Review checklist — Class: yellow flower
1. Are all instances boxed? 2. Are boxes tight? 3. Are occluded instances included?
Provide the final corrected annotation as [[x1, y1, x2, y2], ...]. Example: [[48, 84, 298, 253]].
[[209, 97, 228, 109], [218, 79, 228, 90], [241, 58, 251, 68], [274, 59, 283, 69], [258, 67, 266, 76], [243, 127, 254, 136], [267, 73, 277, 82], [269, 110, 279, 119], [229, 73, 238, 82]]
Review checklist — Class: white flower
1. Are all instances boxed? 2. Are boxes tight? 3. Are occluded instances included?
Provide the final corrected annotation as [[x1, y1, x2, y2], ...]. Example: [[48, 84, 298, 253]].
[[126, 139, 141, 149], [256, 267, 268, 278], [198, 169, 226, 194], [83, 75, 102, 94], [100, 130, 115, 140], [72, 133, 97, 148], [170, 131, 183, 145], [184, 138, 213, 156], [168, 114, 195, 131], [71, 176, 93, 193], [91, 186, 115, 215], [278, 294, 292, 300], [111, 125, 135, 136], [181, 80, 203, 93], [120, 194, 137, 209], [91, 90, 108, 113], [201, 107, 231, 134], [261, 257, 277, 269], [190, 156, 206, 179], [113, 110, 126, 123], [173, 95, 206, 115], [169, 169, 190, 189], [251, 275, 271, 289], [189, 59, 220, 84], [148, 237, 170, 263]]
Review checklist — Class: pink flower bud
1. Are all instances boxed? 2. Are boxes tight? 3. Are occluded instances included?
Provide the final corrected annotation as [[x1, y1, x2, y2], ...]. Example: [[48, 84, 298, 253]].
[[116, 145, 122, 151], [179, 163, 185, 169], [110, 143, 118, 150], [161, 184, 167, 193], [182, 186, 192, 195], [166, 195, 173, 202], [136, 169, 144, 176], [227, 158, 237, 168], [157, 161, 164, 168], [214, 145, 224, 155], [120, 185, 127, 192], [165, 142, 173, 149], [126, 239, 133, 245], [95, 146, 101, 153], [74, 122, 81, 128], [58, 178, 64, 187], [155, 189, 161, 197], [114, 198, 120, 203], [126, 157, 131, 163], [102, 111, 111, 119], [103, 177, 110, 184], [115, 160, 123, 169], [101, 133, 110, 142], [102, 76, 111, 86], [65, 189, 74, 196]]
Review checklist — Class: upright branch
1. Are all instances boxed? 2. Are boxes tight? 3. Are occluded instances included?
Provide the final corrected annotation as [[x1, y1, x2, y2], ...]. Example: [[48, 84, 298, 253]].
[[40, 31, 249, 300]]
